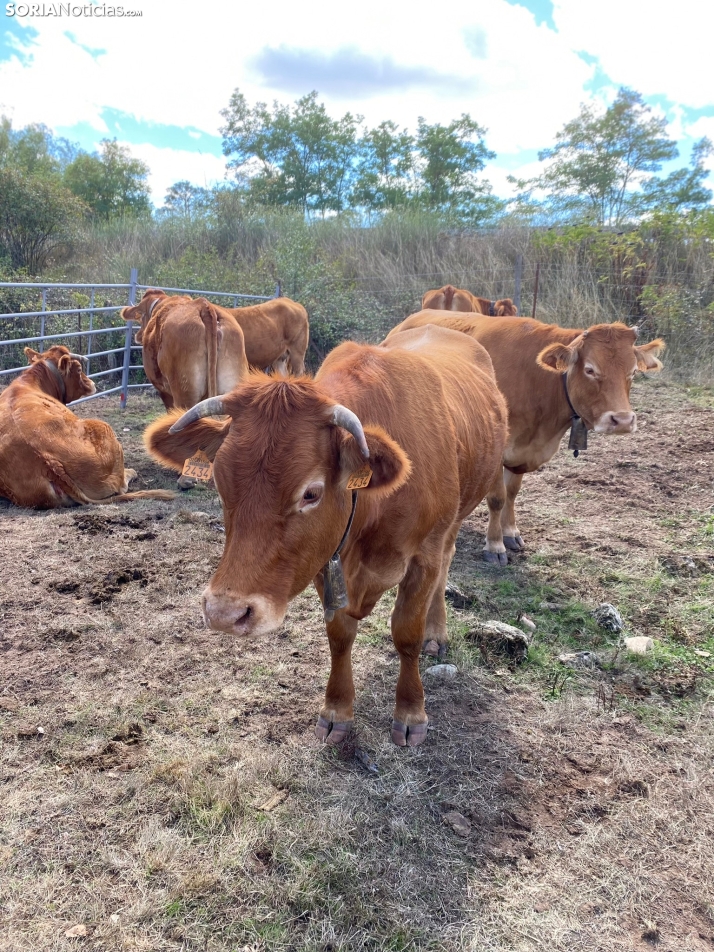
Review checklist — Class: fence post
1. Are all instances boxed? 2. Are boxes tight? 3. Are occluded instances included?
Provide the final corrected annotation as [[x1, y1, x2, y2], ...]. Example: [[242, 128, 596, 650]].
[[275, 281, 282, 298], [40, 288, 47, 350], [514, 255, 523, 314], [120, 268, 138, 409], [87, 287, 95, 372]]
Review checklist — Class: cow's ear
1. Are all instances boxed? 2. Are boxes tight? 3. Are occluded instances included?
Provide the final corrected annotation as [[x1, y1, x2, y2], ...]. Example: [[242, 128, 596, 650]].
[[144, 412, 230, 473], [338, 424, 411, 498], [24, 347, 41, 364], [536, 342, 575, 373], [121, 305, 140, 322], [57, 355, 72, 374], [635, 339, 665, 372]]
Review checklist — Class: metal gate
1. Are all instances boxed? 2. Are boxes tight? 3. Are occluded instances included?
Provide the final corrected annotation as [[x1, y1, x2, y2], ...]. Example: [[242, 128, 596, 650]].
[[0, 269, 279, 407]]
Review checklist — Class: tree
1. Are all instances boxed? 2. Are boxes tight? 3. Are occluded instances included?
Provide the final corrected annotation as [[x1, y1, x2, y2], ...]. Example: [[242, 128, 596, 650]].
[[64, 139, 151, 219], [162, 180, 211, 219], [0, 116, 81, 178], [530, 88, 679, 227], [642, 137, 713, 213], [352, 121, 415, 212], [414, 115, 500, 222], [0, 168, 86, 272], [220, 89, 362, 216]]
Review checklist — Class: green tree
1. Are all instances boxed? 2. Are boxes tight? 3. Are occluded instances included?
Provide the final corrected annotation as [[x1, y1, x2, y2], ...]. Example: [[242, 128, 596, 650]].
[[0, 115, 79, 178], [64, 139, 151, 219], [220, 89, 362, 216], [162, 180, 211, 219], [352, 121, 415, 212], [0, 168, 86, 272], [531, 88, 679, 226], [642, 137, 713, 212], [414, 115, 499, 222]]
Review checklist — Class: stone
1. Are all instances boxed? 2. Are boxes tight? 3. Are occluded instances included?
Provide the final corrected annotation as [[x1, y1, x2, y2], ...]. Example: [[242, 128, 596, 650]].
[[520, 614, 536, 631], [694, 649, 711, 659], [539, 602, 563, 611], [444, 583, 471, 609], [468, 621, 531, 662], [558, 651, 601, 669], [443, 811, 471, 837], [624, 636, 654, 655], [424, 664, 458, 680], [592, 603, 624, 633]]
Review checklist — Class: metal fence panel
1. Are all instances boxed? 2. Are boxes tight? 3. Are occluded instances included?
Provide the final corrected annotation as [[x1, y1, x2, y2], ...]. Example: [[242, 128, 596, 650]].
[[0, 272, 277, 408]]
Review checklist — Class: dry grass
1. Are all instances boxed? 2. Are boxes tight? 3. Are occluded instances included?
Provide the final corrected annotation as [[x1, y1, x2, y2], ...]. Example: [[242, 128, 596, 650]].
[[1, 382, 713, 951]]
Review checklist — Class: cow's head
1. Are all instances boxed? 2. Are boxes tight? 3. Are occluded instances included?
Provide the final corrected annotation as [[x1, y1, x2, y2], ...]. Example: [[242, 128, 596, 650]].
[[120, 289, 167, 343], [536, 322, 665, 434], [493, 298, 518, 317], [145, 376, 411, 637], [25, 345, 95, 403]]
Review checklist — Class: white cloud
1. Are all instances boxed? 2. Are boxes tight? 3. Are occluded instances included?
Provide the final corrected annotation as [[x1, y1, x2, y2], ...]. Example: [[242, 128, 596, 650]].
[[0, 0, 711, 198], [118, 142, 227, 203]]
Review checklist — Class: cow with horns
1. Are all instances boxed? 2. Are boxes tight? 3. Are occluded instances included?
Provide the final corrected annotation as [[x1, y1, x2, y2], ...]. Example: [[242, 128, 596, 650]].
[[145, 325, 508, 746], [0, 346, 174, 508]]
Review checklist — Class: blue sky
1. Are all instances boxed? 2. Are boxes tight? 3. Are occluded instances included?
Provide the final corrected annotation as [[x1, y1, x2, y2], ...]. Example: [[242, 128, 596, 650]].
[[1, 0, 712, 204]]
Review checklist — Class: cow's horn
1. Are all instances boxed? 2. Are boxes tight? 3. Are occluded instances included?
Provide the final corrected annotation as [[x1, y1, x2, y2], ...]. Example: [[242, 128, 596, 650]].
[[169, 397, 226, 434], [331, 405, 369, 459], [68, 352, 88, 370]]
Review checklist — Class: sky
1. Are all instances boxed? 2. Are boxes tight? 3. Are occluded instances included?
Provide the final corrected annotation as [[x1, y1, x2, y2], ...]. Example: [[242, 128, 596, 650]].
[[1, 0, 713, 206]]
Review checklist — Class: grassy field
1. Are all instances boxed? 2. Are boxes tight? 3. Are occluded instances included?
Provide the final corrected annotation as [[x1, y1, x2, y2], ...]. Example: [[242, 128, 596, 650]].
[[1, 378, 713, 952]]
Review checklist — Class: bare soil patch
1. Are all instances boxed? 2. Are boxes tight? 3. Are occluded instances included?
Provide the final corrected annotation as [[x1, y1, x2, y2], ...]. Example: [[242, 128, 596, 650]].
[[1, 380, 713, 951]]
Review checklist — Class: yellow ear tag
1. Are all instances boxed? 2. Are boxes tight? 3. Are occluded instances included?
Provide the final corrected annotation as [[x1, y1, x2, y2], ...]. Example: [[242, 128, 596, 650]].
[[346, 463, 372, 490], [181, 449, 214, 482]]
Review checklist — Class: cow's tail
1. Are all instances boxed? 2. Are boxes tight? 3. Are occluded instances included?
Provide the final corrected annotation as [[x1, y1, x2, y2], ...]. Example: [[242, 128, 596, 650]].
[[443, 285, 456, 309], [198, 299, 219, 397], [92, 489, 176, 504]]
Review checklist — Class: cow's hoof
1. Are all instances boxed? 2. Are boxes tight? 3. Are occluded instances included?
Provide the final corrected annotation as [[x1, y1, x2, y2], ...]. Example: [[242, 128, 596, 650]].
[[391, 719, 428, 747], [315, 715, 352, 745], [438, 643, 448, 660], [125, 468, 138, 484], [483, 550, 508, 566], [177, 475, 196, 491], [503, 535, 525, 551], [422, 639, 440, 657]]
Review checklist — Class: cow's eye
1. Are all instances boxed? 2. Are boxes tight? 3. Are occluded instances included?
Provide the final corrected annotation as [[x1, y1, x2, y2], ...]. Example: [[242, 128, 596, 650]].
[[585, 366, 596, 376], [299, 482, 324, 511]]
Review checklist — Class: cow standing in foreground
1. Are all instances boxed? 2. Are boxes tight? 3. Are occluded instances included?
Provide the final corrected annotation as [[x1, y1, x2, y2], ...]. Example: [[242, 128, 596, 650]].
[[0, 346, 174, 508], [144, 325, 508, 746], [422, 284, 518, 316], [385, 312, 665, 563]]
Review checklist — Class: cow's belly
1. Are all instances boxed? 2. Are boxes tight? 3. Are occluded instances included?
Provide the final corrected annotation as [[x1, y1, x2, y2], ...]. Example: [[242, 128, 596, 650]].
[[503, 429, 566, 474]]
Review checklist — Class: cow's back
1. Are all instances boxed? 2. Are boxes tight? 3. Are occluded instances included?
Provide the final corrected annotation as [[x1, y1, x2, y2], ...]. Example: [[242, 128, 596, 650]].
[[318, 331, 507, 525], [223, 298, 309, 370]]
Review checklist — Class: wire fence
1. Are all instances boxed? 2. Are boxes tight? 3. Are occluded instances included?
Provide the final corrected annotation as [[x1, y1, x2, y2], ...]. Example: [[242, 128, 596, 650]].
[[0, 271, 278, 407]]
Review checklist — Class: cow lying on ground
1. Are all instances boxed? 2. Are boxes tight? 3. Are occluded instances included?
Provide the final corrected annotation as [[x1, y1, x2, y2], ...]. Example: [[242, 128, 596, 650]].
[[121, 290, 249, 411], [0, 346, 174, 508], [144, 325, 508, 746], [384, 312, 664, 564], [422, 284, 518, 316]]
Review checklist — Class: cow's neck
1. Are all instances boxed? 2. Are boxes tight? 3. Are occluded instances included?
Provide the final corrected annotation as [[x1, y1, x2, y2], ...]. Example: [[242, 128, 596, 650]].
[[37, 360, 67, 402]]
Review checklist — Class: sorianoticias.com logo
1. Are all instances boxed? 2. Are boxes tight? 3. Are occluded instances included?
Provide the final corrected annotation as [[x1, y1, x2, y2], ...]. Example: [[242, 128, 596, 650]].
[[5, 3, 142, 14]]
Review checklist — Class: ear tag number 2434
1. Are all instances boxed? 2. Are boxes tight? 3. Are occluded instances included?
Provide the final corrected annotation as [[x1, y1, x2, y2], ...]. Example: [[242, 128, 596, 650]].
[[346, 464, 372, 490], [182, 450, 214, 482]]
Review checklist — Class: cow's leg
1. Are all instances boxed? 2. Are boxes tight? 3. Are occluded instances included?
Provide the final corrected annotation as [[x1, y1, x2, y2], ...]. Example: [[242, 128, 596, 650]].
[[288, 348, 305, 376], [423, 522, 460, 658], [501, 470, 525, 551], [316, 611, 359, 745], [483, 468, 508, 566], [391, 554, 440, 747]]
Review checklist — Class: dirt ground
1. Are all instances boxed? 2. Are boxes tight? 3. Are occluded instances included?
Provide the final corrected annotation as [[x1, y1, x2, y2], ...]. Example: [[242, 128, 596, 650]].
[[1, 378, 713, 952]]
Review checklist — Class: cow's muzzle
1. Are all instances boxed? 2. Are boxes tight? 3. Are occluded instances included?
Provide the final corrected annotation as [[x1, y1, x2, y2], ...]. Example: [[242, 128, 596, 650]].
[[593, 410, 637, 435], [201, 587, 286, 637]]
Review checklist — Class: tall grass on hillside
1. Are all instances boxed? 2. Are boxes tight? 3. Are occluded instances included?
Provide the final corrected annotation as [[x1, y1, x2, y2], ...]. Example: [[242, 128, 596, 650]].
[[10, 210, 714, 381]]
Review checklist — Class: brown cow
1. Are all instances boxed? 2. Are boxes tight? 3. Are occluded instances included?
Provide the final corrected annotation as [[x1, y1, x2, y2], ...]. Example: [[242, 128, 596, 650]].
[[121, 290, 248, 410], [384, 312, 664, 563], [421, 284, 518, 316], [144, 325, 508, 746], [225, 297, 309, 375], [0, 346, 174, 508]]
